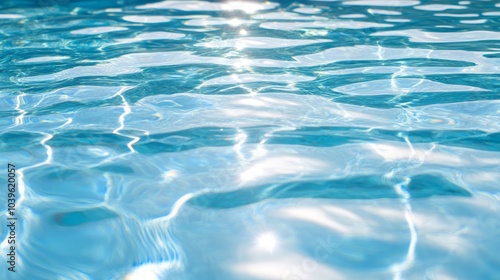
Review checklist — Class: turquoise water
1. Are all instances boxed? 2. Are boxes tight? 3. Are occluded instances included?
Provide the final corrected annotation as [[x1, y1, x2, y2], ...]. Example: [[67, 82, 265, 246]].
[[1, 0, 500, 279]]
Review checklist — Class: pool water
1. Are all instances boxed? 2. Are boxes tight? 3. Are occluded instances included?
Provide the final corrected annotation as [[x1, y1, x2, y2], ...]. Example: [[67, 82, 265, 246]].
[[1, 0, 499, 279]]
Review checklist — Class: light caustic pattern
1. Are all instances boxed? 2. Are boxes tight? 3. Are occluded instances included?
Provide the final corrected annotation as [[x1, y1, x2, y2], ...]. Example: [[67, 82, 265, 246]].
[[0, 0, 499, 279]]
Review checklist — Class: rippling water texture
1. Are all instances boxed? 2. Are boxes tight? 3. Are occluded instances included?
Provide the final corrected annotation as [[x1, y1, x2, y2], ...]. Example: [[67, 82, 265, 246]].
[[1, 0, 500, 279]]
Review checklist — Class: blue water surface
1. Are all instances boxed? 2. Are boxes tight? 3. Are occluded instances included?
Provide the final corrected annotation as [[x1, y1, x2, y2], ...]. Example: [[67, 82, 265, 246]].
[[0, 0, 499, 279]]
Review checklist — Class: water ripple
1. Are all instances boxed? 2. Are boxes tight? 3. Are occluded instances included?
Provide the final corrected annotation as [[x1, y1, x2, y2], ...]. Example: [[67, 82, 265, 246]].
[[1, 0, 499, 279]]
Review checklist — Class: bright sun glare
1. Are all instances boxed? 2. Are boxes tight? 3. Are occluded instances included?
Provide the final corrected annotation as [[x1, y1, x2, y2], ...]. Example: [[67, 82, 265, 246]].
[[257, 232, 277, 253]]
